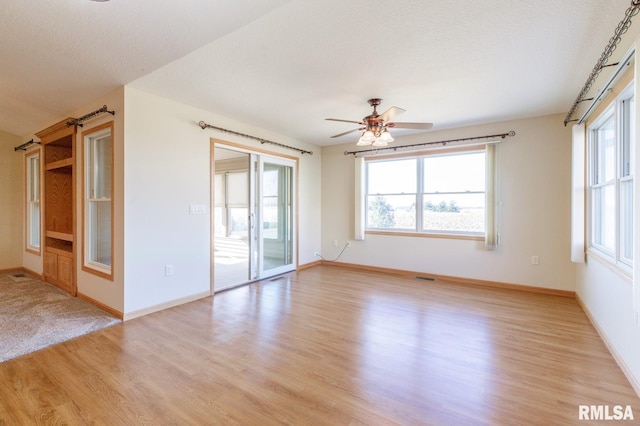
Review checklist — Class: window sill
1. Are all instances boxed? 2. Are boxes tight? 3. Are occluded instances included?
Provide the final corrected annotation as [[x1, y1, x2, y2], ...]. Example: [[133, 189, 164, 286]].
[[365, 230, 484, 241], [586, 249, 632, 284], [82, 265, 114, 281], [25, 247, 41, 256]]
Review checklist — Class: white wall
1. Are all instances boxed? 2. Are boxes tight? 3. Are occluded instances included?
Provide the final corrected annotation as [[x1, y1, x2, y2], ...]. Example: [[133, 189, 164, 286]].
[[576, 260, 640, 394], [71, 88, 125, 313], [123, 86, 321, 315], [0, 130, 24, 270], [321, 113, 575, 291]]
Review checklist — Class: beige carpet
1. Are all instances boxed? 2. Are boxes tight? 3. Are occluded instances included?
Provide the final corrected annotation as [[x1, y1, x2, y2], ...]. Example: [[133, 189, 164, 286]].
[[0, 272, 121, 363]]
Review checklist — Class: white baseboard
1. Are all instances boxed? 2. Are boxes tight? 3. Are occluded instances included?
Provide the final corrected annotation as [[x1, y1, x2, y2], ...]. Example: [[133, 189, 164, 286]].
[[576, 294, 640, 399], [123, 291, 211, 321]]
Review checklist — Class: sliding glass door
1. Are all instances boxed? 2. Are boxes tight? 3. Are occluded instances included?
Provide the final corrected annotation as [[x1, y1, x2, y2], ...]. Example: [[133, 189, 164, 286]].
[[213, 146, 296, 291]]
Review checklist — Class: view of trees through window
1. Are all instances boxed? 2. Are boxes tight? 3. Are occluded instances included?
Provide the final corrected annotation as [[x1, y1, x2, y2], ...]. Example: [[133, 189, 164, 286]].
[[366, 150, 486, 234]]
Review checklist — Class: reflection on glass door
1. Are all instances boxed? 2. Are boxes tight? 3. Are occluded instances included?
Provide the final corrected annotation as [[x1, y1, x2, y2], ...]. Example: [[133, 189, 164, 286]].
[[258, 159, 294, 277]]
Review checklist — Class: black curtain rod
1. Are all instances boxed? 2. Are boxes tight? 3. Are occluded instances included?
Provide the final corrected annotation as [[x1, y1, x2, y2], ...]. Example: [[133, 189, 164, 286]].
[[67, 105, 115, 128], [564, 0, 640, 126], [344, 131, 516, 156], [198, 121, 313, 155], [13, 139, 40, 152]]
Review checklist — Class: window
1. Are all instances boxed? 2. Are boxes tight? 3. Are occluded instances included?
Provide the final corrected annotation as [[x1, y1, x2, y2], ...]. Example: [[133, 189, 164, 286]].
[[25, 150, 41, 253], [587, 83, 634, 270], [365, 147, 488, 236], [83, 123, 113, 278]]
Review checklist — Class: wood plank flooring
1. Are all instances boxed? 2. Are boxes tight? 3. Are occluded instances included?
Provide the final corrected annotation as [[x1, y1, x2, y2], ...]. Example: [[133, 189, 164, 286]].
[[0, 265, 638, 425]]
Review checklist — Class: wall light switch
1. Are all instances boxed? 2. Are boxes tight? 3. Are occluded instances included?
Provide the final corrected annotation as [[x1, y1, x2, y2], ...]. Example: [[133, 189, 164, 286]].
[[189, 204, 207, 215]]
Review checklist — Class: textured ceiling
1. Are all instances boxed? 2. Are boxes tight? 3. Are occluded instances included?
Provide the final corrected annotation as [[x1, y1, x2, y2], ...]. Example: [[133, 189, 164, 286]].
[[1, 0, 637, 145]]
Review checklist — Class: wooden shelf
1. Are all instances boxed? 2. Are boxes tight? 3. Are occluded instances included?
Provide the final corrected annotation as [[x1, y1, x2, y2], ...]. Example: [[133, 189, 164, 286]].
[[46, 230, 73, 242], [45, 157, 73, 171]]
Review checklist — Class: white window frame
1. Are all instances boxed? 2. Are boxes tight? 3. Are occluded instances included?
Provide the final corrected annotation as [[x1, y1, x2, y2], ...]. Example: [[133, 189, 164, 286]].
[[587, 82, 634, 273], [25, 149, 41, 254], [364, 146, 489, 238], [82, 122, 113, 279]]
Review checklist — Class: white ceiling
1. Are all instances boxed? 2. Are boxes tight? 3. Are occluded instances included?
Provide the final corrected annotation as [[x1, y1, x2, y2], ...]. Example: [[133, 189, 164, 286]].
[[1, 0, 636, 146]]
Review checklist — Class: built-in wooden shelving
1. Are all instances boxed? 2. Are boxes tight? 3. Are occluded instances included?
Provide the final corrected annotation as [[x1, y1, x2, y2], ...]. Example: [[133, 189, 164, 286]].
[[36, 118, 77, 295]]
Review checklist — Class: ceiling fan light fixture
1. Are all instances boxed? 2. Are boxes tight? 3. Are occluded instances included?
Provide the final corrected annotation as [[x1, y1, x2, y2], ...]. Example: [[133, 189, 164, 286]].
[[378, 130, 394, 143], [357, 130, 376, 145]]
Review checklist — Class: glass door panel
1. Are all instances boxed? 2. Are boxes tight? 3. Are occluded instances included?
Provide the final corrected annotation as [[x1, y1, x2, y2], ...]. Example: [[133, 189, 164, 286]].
[[213, 148, 251, 291], [258, 158, 295, 277]]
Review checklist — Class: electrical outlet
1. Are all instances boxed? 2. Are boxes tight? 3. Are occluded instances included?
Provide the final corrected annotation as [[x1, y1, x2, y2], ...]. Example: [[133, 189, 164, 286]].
[[347, 241, 352, 248], [165, 264, 174, 276], [314, 252, 321, 257], [531, 256, 539, 265], [333, 240, 338, 248]]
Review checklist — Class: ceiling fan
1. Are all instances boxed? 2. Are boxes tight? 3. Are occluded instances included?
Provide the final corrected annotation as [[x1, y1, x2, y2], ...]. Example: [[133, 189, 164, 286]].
[[326, 98, 433, 146]]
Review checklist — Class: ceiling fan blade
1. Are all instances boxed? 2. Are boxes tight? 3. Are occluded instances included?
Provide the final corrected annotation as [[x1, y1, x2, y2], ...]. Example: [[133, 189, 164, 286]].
[[330, 128, 364, 138], [387, 122, 433, 130], [326, 118, 364, 125], [379, 106, 406, 122]]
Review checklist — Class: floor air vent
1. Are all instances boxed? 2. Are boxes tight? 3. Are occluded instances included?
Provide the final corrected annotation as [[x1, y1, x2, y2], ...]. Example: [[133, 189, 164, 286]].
[[12, 273, 26, 278], [415, 276, 436, 282]]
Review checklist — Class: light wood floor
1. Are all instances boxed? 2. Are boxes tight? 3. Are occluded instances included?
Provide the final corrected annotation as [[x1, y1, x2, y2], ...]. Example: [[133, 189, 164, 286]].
[[1, 265, 638, 425]]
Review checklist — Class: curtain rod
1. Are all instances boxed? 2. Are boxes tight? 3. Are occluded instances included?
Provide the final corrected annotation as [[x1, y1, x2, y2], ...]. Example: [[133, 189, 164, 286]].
[[564, 0, 640, 126], [198, 121, 313, 155], [343, 131, 515, 156], [13, 139, 40, 152], [67, 105, 115, 128]]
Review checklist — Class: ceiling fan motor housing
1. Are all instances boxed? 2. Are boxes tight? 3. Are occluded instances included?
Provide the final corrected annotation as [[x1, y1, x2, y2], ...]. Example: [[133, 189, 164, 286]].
[[365, 98, 385, 136]]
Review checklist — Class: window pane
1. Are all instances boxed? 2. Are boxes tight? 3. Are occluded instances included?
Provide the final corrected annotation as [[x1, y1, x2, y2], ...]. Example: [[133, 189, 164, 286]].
[[26, 153, 40, 250], [29, 201, 40, 247], [424, 152, 485, 193], [594, 116, 615, 184], [620, 179, 633, 262], [227, 171, 248, 206], [263, 196, 279, 239], [229, 207, 248, 237], [90, 201, 111, 265], [84, 126, 113, 274], [214, 207, 225, 237], [90, 135, 111, 199], [423, 193, 485, 232], [29, 156, 40, 201], [368, 159, 417, 194], [214, 174, 225, 207], [593, 184, 615, 251], [622, 96, 634, 177], [367, 195, 415, 229], [263, 167, 279, 197]]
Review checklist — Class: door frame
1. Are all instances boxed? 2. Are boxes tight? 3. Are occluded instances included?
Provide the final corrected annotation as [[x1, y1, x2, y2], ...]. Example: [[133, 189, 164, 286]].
[[210, 138, 299, 294]]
